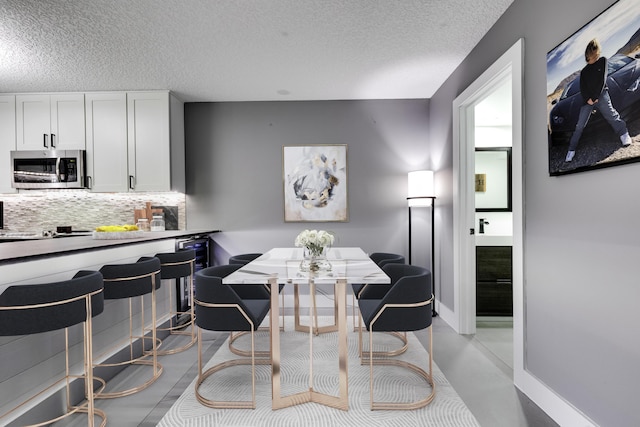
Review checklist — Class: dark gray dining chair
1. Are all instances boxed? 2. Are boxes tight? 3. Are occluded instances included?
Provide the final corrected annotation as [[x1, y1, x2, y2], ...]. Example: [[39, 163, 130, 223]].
[[351, 252, 405, 331], [357, 264, 435, 410], [194, 265, 271, 409], [229, 252, 285, 331]]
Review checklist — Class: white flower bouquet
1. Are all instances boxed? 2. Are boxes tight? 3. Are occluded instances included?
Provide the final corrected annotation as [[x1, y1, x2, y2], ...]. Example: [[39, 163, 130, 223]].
[[295, 229, 334, 256]]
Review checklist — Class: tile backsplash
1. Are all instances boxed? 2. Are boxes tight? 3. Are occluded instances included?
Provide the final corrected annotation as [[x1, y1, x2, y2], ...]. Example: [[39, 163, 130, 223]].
[[0, 190, 186, 232]]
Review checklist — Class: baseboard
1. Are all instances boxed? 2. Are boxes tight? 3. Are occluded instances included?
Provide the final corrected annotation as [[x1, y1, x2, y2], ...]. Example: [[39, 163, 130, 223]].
[[515, 370, 597, 427]]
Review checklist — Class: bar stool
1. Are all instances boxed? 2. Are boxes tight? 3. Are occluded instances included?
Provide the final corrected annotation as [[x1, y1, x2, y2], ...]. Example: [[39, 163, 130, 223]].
[[0, 270, 107, 427], [95, 257, 163, 399], [155, 249, 197, 355]]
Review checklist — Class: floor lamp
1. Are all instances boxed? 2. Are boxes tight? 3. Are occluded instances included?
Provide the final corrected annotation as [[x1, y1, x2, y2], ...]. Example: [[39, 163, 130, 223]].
[[407, 170, 437, 317]]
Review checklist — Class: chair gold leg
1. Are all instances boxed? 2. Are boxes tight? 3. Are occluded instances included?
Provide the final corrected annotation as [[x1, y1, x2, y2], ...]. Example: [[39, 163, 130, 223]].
[[368, 326, 435, 410], [195, 327, 270, 409], [156, 274, 197, 356], [95, 278, 164, 399]]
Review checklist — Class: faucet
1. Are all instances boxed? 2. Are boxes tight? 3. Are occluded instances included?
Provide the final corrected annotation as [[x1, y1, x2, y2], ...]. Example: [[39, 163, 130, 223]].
[[479, 218, 489, 234]]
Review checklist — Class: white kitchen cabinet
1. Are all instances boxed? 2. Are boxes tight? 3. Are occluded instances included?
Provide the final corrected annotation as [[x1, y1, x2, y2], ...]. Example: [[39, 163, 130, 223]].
[[0, 95, 17, 193], [127, 91, 184, 193], [85, 92, 129, 192], [85, 91, 184, 193], [16, 93, 85, 150]]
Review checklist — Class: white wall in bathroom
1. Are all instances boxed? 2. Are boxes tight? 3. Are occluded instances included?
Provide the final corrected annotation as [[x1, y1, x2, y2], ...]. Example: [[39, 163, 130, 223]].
[[474, 211, 512, 236], [474, 121, 512, 242]]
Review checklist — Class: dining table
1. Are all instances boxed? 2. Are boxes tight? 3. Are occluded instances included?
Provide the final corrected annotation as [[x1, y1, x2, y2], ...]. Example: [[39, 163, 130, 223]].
[[221, 247, 390, 411]]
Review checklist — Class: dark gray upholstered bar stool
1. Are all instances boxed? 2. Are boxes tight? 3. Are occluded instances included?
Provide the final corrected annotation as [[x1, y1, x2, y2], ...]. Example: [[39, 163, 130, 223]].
[[155, 249, 197, 355], [357, 264, 435, 410], [0, 270, 106, 426], [94, 257, 163, 399], [194, 265, 271, 409]]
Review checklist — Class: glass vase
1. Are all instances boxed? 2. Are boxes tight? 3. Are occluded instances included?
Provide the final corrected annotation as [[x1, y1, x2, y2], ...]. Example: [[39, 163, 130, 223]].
[[299, 246, 332, 272]]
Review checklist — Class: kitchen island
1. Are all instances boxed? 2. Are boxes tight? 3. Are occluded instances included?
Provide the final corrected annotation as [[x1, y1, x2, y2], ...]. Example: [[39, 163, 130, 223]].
[[0, 229, 217, 265], [0, 229, 218, 425]]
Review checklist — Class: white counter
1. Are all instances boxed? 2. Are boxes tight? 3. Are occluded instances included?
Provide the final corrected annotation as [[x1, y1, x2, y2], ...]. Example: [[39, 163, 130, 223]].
[[475, 235, 513, 246]]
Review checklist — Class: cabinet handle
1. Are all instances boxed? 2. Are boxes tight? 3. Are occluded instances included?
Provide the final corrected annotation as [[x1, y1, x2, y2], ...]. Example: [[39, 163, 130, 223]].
[[86, 175, 92, 189], [43, 134, 48, 148], [129, 175, 135, 190], [51, 133, 56, 148]]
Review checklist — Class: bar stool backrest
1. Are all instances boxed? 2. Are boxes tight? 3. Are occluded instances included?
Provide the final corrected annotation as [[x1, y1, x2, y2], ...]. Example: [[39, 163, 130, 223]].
[[0, 270, 104, 336], [156, 249, 196, 279], [100, 257, 161, 299]]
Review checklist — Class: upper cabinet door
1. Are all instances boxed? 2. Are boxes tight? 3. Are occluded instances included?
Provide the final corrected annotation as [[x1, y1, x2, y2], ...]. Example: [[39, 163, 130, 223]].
[[50, 94, 85, 150], [85, 92, 128, 192], [16, 93, 85, 150], [127, 91, 171, 192], [16, 94, 51, 150], [0, 95, 17, 193]]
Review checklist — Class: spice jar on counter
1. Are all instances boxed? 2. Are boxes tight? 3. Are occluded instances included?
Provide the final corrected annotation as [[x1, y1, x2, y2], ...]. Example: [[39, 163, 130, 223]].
[[150, 214, 165, 231], [136, 218, 150, 232]]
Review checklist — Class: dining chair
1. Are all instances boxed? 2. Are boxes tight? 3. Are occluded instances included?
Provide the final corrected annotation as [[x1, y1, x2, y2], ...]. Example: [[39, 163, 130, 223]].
[[351, 252, 405, 331], [194, 265, 271, 409], [229, 253, 286, 331], [357, 263, 435, 410]]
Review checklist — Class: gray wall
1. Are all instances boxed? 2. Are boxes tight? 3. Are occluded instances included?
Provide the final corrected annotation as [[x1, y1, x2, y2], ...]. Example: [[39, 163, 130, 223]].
[[430, 0, 639, 426], [184, 1, 640, 424], [185, 100, 433, 268]]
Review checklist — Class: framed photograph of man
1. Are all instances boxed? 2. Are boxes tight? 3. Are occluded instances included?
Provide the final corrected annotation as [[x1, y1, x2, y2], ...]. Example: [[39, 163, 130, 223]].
[[547, 0, 640, 176]]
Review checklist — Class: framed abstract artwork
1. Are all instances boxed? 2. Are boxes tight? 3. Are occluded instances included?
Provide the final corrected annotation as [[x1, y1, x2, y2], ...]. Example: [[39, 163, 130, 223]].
[[283, 144, 348, 222], [547, 0, 640, 176]]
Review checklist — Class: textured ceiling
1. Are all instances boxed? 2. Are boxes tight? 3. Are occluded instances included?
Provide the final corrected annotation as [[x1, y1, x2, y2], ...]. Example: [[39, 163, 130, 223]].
[[0, 0, 514, 102]]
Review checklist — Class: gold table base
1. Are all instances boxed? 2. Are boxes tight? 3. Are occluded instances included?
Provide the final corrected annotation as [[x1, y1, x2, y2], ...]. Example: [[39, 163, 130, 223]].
[[293, 283, 339, 335], [269, 277, 349, 411]]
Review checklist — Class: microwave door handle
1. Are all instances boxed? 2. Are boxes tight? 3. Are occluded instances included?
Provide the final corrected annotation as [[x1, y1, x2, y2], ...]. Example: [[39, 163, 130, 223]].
[[55, 158, 61, 182]]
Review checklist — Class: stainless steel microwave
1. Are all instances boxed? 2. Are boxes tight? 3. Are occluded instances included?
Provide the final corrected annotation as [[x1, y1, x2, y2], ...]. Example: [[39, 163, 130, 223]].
[[11, 150, 86, 189]]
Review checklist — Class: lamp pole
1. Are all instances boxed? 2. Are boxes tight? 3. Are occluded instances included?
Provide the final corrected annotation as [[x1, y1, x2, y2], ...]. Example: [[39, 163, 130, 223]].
[[430, 196, 437, 317], [407, 195, 437, 317]]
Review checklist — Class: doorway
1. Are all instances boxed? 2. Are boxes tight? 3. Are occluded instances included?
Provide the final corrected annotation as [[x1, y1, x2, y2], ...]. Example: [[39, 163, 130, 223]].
[[452, 39, 524, 376]]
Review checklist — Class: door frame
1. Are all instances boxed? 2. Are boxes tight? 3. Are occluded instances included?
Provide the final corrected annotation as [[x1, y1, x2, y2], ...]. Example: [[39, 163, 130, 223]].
[[452, 39, 524, 371]]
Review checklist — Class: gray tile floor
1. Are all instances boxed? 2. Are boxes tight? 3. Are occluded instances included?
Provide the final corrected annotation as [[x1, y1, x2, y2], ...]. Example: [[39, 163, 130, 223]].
[[56, 316, 558, 427]]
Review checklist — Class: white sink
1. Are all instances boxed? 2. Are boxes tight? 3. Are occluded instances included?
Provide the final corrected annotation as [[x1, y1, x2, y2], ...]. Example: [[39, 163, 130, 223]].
[[475, 235, 512, 246]]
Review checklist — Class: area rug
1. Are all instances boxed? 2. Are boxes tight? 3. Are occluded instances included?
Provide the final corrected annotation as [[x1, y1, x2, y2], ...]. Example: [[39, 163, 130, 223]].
[[158, 317, 480, 427]]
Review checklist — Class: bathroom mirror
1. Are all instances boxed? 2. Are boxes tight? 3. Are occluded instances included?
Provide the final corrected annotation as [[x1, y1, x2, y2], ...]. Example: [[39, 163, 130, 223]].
[[475, 147, 512, 212]]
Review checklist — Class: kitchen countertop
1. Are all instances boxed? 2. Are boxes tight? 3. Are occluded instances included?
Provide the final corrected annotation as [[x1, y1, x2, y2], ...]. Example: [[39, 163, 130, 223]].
[[0, 229, 219, 265]]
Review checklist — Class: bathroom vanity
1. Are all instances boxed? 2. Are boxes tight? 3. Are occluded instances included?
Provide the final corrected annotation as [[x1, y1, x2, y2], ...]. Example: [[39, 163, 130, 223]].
[[476, 244, 512, 316]]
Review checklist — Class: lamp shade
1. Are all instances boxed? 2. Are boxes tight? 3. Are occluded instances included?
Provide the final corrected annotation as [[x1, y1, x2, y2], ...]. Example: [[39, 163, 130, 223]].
[[407, 170, 434, 207]]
